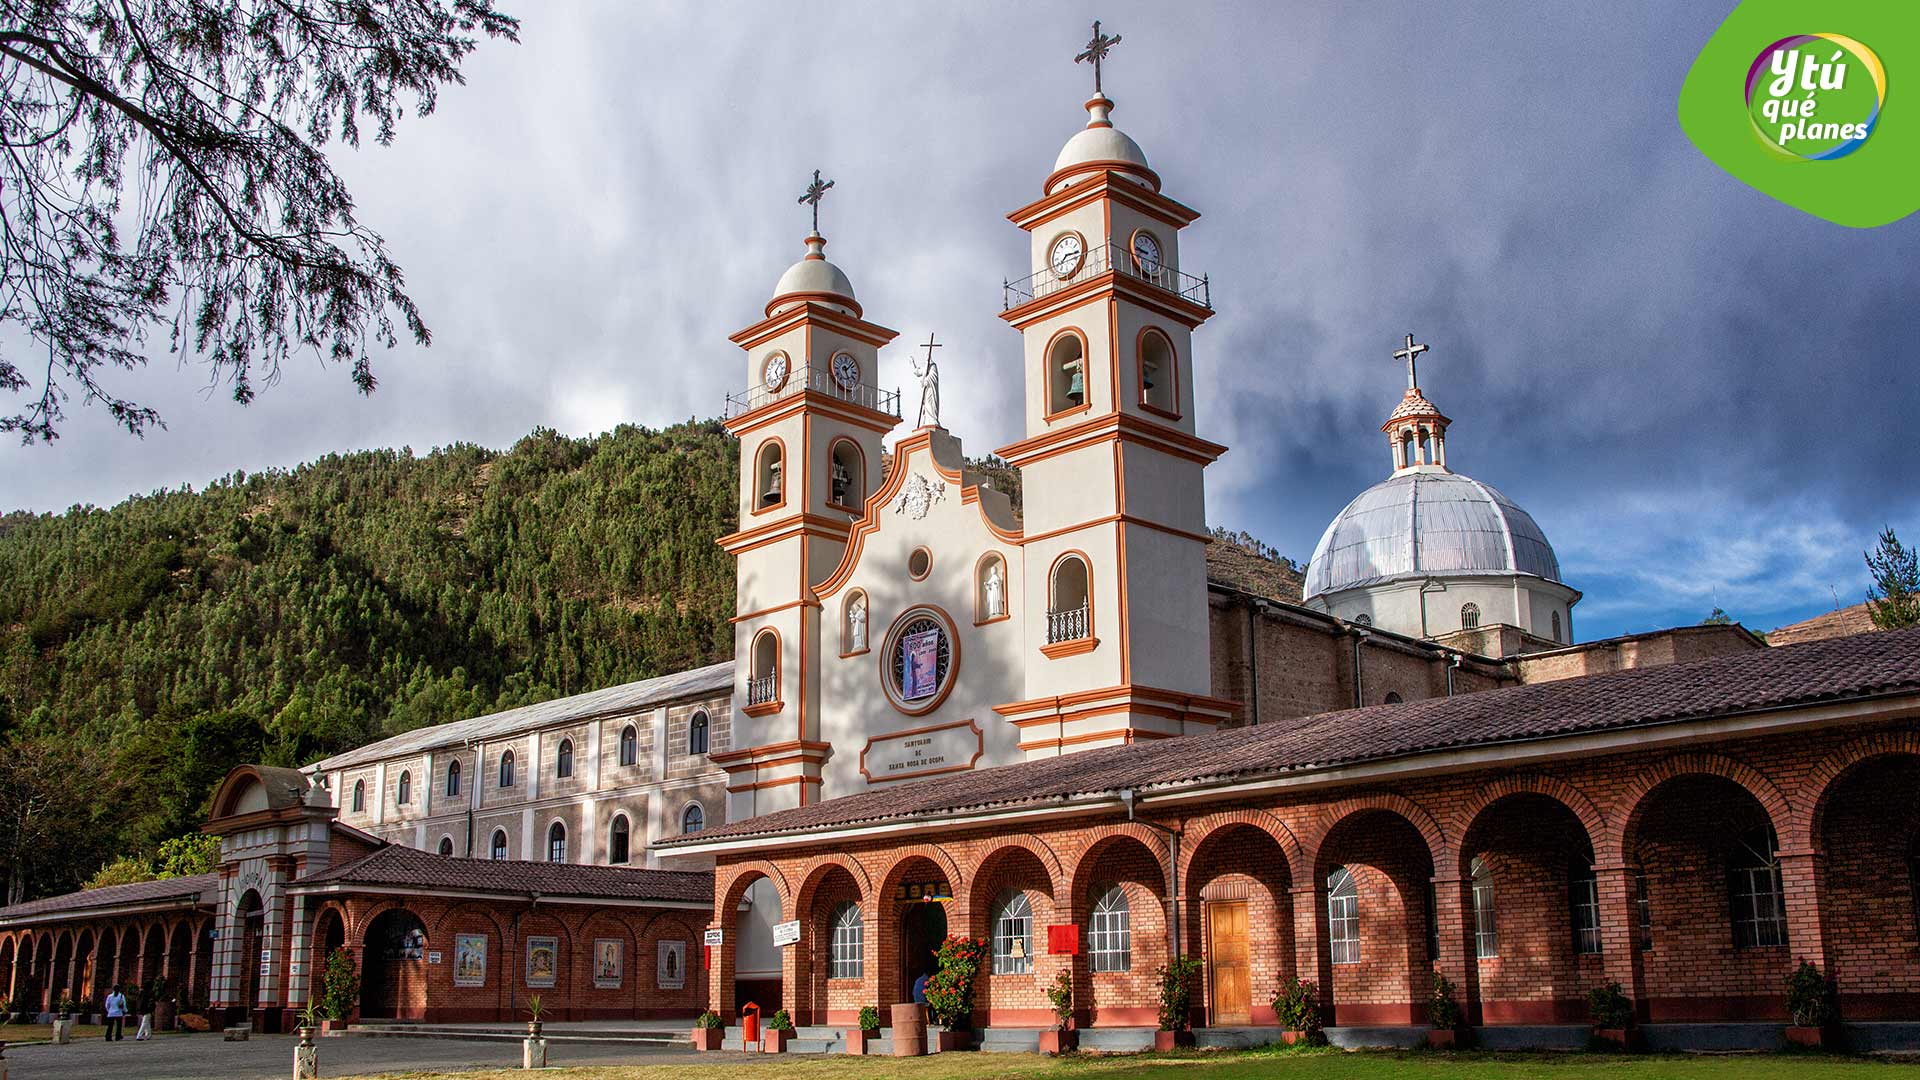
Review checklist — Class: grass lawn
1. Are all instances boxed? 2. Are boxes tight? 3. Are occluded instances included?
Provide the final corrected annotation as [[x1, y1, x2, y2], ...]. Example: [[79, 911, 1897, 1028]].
[[341, 1044, 1916, 1080], [0, 1021, 182, 1045]]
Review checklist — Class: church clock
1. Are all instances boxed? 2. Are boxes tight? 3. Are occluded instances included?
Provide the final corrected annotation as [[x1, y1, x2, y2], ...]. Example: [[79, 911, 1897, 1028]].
[[1049, 232, 1085, 278], [763, 351, 790, 391], [831, 351, 861, 391], [1130, 229, 1161, 274]]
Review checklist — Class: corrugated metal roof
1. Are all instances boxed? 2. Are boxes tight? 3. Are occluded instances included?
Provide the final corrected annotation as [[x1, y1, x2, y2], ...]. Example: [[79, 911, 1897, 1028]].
[[1303, 470, 1561, 600], [308, 661, 733, 772]]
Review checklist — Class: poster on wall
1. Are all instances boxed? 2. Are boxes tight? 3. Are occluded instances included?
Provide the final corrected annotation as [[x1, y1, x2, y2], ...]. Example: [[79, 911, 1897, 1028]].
[[658, 939, 686, 990], [593, 939, 623, 989], [454, 935, 487, 987], [902, 628, 940, 699], [525, 935, 558, 988]]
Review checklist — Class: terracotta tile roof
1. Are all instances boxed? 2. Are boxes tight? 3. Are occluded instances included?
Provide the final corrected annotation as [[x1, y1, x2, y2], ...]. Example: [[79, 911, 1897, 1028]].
[[0, 873, 219, 924], [1769, 603, 1879, 648], [662, 627, 1920, 847], [296, 842, 712, 905]]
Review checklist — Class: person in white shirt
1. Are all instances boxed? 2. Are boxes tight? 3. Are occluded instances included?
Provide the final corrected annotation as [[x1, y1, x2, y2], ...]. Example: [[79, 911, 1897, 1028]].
[[103, 984, 128, 1041]]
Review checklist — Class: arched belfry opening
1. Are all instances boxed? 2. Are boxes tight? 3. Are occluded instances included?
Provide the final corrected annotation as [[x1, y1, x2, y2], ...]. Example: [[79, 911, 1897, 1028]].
[[1046, 331, 1087, 415]]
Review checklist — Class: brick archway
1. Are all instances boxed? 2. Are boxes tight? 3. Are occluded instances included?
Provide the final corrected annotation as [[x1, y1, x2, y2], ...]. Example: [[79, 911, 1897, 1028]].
[[1306, 792, 1448, 875], [1450, 773, 1607, 859], [1793, 730, 1920, 849], [965, 834, 1065, 903], [1178, 808, 1305, 884], [1067, 823, 1173, 905], [1606, 751, 1793, 863]]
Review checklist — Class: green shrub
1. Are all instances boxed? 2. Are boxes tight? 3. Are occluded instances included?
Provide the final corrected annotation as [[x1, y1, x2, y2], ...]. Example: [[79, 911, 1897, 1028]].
[[923, 936, 988, 1029], [1156, 955, 1204, 1032], [1272, 976, 1323, 1033], [1786, 960, 1837, 1027], [694, 1010, 724, 1030], [856, 1005, 881, 1032], [768, 1008, 795, 1032], [1046, 970, 1074, 1031], [1587, 982, 1633, 1029], [320, 948, 359, 1021], [1428, 969, 1461, 1030]]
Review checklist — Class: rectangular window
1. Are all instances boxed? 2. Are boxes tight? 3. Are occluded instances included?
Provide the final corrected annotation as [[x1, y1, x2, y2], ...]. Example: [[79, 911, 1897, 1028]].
[[1088, 890, 1131, 973], [1329, 895, 1360, 965], [1424, 882, 1438, 962], [829, 911, 863, 980], [1571, 867, 1603, 955], [1471, 866, 1498, 960], [1730, 865, 1788, 948], [1635, 872, 1652, 951]]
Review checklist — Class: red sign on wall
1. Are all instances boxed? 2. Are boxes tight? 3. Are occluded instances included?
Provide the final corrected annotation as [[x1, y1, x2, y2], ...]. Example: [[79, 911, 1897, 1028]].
[[1048, 924, 1080, 955]]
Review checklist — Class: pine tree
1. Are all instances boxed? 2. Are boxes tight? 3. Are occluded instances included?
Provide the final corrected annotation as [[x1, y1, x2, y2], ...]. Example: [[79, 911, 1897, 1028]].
[[1864, 527, 1920, 630]]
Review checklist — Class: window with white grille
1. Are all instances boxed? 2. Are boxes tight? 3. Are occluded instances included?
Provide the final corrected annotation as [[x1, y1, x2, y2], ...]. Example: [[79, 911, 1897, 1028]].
[[1328, 866, 1360, 964], [1471, 856, 1498, 959], [1088, 885, 1131, 972], [992, 890, 1034, 975], [829, 903, 863, 979], [1571, 863, 1602, 955], [1729, 825, 1787, 948]]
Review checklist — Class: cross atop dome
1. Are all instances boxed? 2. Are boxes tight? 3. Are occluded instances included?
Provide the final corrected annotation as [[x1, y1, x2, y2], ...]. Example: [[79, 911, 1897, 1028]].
[[797, 169, 834, 236], [1394, 332, 1429, 390], [1380, 331, 1451, 474], [1075, 20, 1122, 96]]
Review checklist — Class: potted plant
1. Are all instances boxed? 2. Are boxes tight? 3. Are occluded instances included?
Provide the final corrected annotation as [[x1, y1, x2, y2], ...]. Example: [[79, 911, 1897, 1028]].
[[1040, 970, 1077, 1055], [923, 936, 988, 1051], [1587, 982, 1638, 1050], [1153, 955, 1203, 1050], [691, 1009, 725, 1051], [320, 949, 358, 1032], [524, 994, 544, 1038], [297, 1002, 322, 1047], [1427, 970, 1463, 1048], [1272, 976, 1324, 1046], [845, 1005, 881, 1055], [762, 1008, 794, 1053], [152, 978, 177, 1032], [1785, 960, 1839, 1049]]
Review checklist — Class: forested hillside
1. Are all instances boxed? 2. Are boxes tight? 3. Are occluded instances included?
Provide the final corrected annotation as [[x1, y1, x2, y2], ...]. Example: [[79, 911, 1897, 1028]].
[[0, 422, 738, 902]]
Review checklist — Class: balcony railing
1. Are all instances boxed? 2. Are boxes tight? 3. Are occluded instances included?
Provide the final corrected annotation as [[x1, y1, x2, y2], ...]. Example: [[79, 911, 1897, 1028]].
[[1005, 241, 1210, 311], [725, 363, 902, 421], [747, 673, 778, 706], [1046, 603, 1091, 645]]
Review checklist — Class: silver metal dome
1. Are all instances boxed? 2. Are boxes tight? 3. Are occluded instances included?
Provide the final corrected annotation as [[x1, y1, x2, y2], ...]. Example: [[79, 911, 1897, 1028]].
[[1303, 470, 1563, 601]]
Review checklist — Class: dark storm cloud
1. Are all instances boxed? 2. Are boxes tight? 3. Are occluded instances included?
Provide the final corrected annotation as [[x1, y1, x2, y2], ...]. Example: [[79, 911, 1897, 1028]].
[[2, 2, 1913, 638]]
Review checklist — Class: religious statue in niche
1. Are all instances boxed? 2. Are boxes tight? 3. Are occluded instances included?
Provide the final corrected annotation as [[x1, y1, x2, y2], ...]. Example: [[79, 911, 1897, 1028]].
[[848, 594, 868, 652], [913, 333, 942, 429], [984, 560, 1006, 618]]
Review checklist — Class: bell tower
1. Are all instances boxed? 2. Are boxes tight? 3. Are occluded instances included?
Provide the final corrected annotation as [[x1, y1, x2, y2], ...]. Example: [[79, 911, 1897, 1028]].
[[717, 174, 900, 818], [994, 25, 1237, 755]]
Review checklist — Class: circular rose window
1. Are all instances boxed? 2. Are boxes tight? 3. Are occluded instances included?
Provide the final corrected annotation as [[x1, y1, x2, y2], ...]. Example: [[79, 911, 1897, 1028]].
[[881, 606, 960, 715]]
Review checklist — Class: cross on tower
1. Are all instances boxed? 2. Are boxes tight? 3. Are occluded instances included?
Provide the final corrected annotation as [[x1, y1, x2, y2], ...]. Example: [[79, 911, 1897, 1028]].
[[1075, 20, 1122, 95], [797, 169, 834, 233], [1393, 332, 1430, 390]]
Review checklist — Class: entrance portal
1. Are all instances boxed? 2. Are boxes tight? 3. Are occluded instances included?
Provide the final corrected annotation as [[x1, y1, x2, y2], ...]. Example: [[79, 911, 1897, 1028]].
[[1206, 900, 1251, 1025], [899, 901, 948, 1004], [359, 909, 429, 1020]]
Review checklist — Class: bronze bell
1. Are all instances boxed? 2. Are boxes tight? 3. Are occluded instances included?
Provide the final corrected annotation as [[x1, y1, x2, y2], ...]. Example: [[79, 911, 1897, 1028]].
[[1067, 369, 1085, 403]]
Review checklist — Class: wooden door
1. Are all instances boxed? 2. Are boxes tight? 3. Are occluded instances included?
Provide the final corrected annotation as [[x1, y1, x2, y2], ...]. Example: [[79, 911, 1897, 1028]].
[[1207, 901, 1251, 1025]]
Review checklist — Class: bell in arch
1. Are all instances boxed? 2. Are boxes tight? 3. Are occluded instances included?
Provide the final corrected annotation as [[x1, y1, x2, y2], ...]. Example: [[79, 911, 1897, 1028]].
[[831, 460, 850, 504], [762, 459, 783, 506], [1142, 359, 1157, 391], [1066, 358, 1085, 405]]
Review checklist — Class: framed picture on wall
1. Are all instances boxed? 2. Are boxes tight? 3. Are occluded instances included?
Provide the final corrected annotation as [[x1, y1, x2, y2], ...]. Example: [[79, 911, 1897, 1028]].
[[454, 934, 487, 987], [658, 939, 686, 990], [593, 939, 623, 989], [526, 935, 558, 988]]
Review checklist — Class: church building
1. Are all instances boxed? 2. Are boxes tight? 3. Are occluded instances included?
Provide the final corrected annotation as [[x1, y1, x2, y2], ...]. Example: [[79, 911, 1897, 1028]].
[[1, 25, 1916, 1054]]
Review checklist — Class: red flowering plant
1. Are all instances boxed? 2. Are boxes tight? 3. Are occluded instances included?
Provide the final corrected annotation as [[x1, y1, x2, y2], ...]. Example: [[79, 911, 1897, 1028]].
[[922, 935, 989, 1029]]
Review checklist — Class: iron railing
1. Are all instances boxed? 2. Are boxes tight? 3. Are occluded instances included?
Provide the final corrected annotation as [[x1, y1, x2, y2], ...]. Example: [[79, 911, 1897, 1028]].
[[1004, 241, 1210, 311], [725, 363, 901, 421], [1046, 603, 1091, 644], [747, 673, 778, 706]]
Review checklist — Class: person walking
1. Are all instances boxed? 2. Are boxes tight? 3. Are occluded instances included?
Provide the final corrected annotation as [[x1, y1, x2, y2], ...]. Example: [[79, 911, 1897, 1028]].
[[103, 984, 128, 1041]]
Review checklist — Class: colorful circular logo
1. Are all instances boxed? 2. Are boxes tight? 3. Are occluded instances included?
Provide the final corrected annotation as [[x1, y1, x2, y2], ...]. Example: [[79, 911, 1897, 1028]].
[[1745, 35, 1885, 160]]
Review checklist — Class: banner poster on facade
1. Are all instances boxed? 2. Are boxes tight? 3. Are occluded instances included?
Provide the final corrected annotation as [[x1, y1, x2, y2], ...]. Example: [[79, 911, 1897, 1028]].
[[454, 935, 487, 987], [658, 939, 686, 989], [525, 935, 558, 988], [772, 919, 802, 948], [902, 628, 940, 699], [593, 938, 623, 989]]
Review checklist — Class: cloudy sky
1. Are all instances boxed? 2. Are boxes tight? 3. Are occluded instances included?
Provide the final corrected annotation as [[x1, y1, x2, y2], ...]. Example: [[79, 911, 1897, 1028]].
[[4, 2, 1915, 640]]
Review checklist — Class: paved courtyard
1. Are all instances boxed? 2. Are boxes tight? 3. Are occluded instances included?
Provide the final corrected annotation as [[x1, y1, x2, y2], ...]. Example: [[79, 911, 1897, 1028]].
[[2, 1032, 742, 1080]]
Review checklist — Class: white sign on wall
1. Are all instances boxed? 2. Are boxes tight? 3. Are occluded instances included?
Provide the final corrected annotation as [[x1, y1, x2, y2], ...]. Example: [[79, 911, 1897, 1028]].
[[859, 719, 983, 783], [772, 920, 801, 948], [703, 928, 724, 947]]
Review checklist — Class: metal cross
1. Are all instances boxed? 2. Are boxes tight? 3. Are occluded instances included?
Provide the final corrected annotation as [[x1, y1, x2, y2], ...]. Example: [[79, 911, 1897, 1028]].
[[797, 169, 834, 233], [1393, 332, 1430, 390], [1074, 20, 1122, 95], [920, 333, 942, 365]]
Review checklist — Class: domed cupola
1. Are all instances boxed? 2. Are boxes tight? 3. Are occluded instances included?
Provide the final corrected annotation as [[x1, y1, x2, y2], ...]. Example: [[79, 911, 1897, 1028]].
[[1045, 21, 1161, 195], [768, 171, 861, 319], [1302, 333, 1581, 646]]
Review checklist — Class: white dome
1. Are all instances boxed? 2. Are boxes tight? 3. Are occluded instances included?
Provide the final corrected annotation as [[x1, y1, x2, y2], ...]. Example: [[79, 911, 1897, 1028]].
[[768, 232, 857, 316], [1048, 95, 1153, 191], [1303, 470, 1563, 601]]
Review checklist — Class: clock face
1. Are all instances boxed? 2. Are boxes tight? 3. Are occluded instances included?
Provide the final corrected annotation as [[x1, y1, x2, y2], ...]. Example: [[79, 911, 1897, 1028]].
[[763, 352, 789, 391], [1049, 233, 1085, 279], [1131, 231, 1162, 274], [831, 351, 860, 390]]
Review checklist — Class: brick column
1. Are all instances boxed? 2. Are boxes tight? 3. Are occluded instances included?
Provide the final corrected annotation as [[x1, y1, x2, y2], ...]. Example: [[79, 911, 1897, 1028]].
[[1592, 863, 1645, 1018], [1776, 848, 1832, 974], [1291, 883, 1331, 1022], [1430, 873, 1479, 1026], [707, 922, 732, 1017]]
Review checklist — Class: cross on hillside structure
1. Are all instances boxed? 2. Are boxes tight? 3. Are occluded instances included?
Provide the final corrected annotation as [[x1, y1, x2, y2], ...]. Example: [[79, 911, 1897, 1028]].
[[798, 169, 834, 233], [1075, 20, 1122, 95], [1394, 332, 1429, 390]]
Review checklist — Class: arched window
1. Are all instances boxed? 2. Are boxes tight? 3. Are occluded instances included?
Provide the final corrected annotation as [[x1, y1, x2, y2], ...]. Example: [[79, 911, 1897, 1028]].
[[608, 814, 631, 865], [1400, 431, 1416, 469], [688, 711, 710, 756], [446, 759, 461, 798], [976, 554, 1009, 623], [1384, 691, 1403, 705], [1551, 610, 1563, 643], [828, 439, 863, 511], [490, 829, 508, 861], [749, 631, 779, 706], [1138, 328, 1177, 415], [682, 803, 705, 834], [991, 890, 1034, 975], [1046, 331, 1087, 416], [546, 821, 567, 864], [1088, 885, 1131, 973], [499, 749, 515, 788], [437, 836, 454, 857], [755, 441, 784, 509], [556, 738, 573, 779], [843, 590, 870, 655], [1460, 602, 1481, 630], [1047, 554, 1091, 644], [397, 770, 411, 805], [1354, 613, 1372, 627], [829, 902, 863, 979], [351, 779, 366, 813], [618, 724, 637, 767], [1327, 866, 1360, 964], [1470, 856, 1498, 958], [1730, 824, 1787, 948], [1570, 862, 1602, 955]]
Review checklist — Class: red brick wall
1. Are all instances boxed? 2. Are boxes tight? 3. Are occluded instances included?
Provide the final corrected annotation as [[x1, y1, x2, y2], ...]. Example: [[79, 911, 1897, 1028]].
[[1816, 756, 1920, 1019], [1462, 795, 1605, 1022]]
